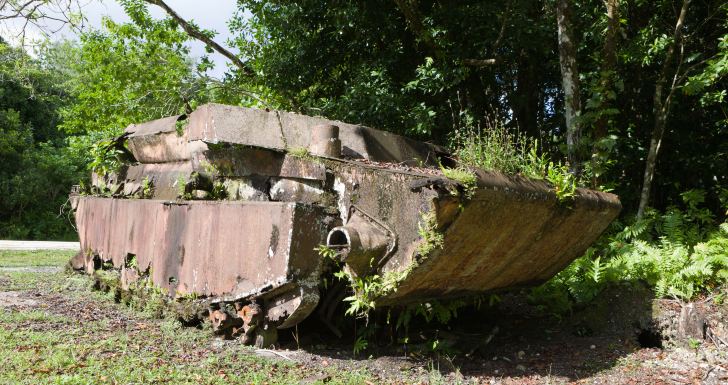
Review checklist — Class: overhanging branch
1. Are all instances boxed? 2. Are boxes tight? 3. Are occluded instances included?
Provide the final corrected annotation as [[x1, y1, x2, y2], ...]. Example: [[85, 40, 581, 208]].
[[144, 0, 254, 77], [462, 58, 498, 67]]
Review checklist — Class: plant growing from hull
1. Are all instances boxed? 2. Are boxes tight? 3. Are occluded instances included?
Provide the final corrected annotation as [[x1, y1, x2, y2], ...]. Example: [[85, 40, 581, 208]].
[[199, 160, 220, 178], [175, 175, 192, 200], [546, 162, 577, 204], [314, 244, 338, 260], [520, 141, 550, 180], [440, 167, 477, 200], [209, 181, 228, 200], [175, 119, 188, 137], [287, 146, 324, 164], [450, 117, 531, 175], [140, 176, 154, 198], [317, 209, 446, 323], [451, 118, 584, 203], [89, 138, 126, 176], [416, 211, 445, 258]]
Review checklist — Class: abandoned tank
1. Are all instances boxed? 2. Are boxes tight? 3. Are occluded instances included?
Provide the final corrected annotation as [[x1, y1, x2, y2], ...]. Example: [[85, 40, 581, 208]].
[[69, 103, 621, 347]]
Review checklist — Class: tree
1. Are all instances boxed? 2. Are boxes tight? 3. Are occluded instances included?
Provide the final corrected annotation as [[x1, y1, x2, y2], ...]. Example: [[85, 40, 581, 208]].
[[58, 4, 209, 137], [0, 40, 83, 239], [0, 0, 86, 46], [555, 0, 583, 173]]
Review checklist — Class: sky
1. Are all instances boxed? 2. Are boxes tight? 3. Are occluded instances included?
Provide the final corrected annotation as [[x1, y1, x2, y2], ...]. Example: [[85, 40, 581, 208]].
[[1, 0, 240, 78]]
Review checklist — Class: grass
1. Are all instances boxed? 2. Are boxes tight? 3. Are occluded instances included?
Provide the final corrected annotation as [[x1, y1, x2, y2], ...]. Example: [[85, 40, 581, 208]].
[[0, 249, 76, 267], [449, 117, 581, 201], [449, 117, 525, 174], [0, 250, 374, 384]]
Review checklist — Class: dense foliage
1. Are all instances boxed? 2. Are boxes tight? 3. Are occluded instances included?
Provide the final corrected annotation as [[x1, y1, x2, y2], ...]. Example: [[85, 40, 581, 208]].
[[0, 42, 83, 240]]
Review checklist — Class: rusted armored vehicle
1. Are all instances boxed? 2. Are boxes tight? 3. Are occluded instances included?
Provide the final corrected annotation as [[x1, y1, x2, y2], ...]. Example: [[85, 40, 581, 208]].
[[70, 103, 620, 346]]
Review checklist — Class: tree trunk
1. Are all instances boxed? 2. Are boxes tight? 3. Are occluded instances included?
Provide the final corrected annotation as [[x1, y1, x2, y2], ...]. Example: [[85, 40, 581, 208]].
[[513, 50, 540, 138], [590, 0, 619, 187], [636, 0, 691, 219], [556, 0, 583, 173]]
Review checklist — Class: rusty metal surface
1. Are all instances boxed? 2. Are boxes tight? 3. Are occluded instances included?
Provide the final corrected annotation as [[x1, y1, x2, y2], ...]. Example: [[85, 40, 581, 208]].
[[74, 197, 328, 303], [123, 162, 193, 199], [187, 103, 445, 166], [193, 146, 326, 181], [377, 170, 621, 304], [125, 115, 189, 163]]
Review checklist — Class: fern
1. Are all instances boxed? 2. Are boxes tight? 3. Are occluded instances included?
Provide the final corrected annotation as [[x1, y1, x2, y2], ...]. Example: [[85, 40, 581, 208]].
[[530, 194, 728, 312]]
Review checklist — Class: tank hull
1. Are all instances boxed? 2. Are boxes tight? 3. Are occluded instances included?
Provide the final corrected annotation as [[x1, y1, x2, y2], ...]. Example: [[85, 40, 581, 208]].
[[71, 103, 621, 344]]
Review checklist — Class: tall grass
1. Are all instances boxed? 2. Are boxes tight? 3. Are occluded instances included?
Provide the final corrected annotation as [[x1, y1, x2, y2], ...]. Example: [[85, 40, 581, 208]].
[[448, 116, 581, 202], [449, 116, 533, 175]]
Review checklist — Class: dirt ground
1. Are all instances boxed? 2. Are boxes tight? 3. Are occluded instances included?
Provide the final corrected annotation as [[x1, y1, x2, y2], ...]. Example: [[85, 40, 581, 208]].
[[2, 251, 728, 384]]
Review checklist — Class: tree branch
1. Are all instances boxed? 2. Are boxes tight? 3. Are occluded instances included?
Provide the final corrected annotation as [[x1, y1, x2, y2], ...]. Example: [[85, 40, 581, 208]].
[[144, 0, 254, 77], [462, 58, 498, 67]]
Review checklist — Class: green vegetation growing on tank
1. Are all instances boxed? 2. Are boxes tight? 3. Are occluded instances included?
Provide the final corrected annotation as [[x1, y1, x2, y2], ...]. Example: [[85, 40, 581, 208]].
[[452, 122, 580, 203], [451, 118, 534, 175], [175, 119, 188, 136], [287, 147, 311, 159], [287, 146, 323, 164], [175, 175, 191, 200], [440, 167, 477, 200], [416, 211, 444, 258], [140, 176, 154, 198], [546, 163, 577, 203]]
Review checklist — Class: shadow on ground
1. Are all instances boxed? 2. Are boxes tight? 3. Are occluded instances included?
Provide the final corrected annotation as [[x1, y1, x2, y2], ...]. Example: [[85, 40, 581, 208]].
[[278, 282, 660, 382]]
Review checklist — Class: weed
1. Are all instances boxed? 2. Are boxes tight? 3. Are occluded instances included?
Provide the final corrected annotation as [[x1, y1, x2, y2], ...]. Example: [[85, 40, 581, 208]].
[[338, 272, 384, 319], [521, 140, 550, 180], [450, 116, 530, 175], [688, 337, 701, 353], [714, 292, 725, 305], [175, 175, 191, 200], [441, 167, 477, 200], [416, 211, 444, 258], [315, 244, 339, 260], [140, 176, 154, 198], [209, 180, 228, 200], [451, 117, 585, 203], [330, 211, 445, 321], [199, 160, 220, 177], [175, 119, 188, 136], [353, 336, 369, 355], [288, 147, 311, 159], [89, 138, 124, 175], [547, 162, 577, 203]]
